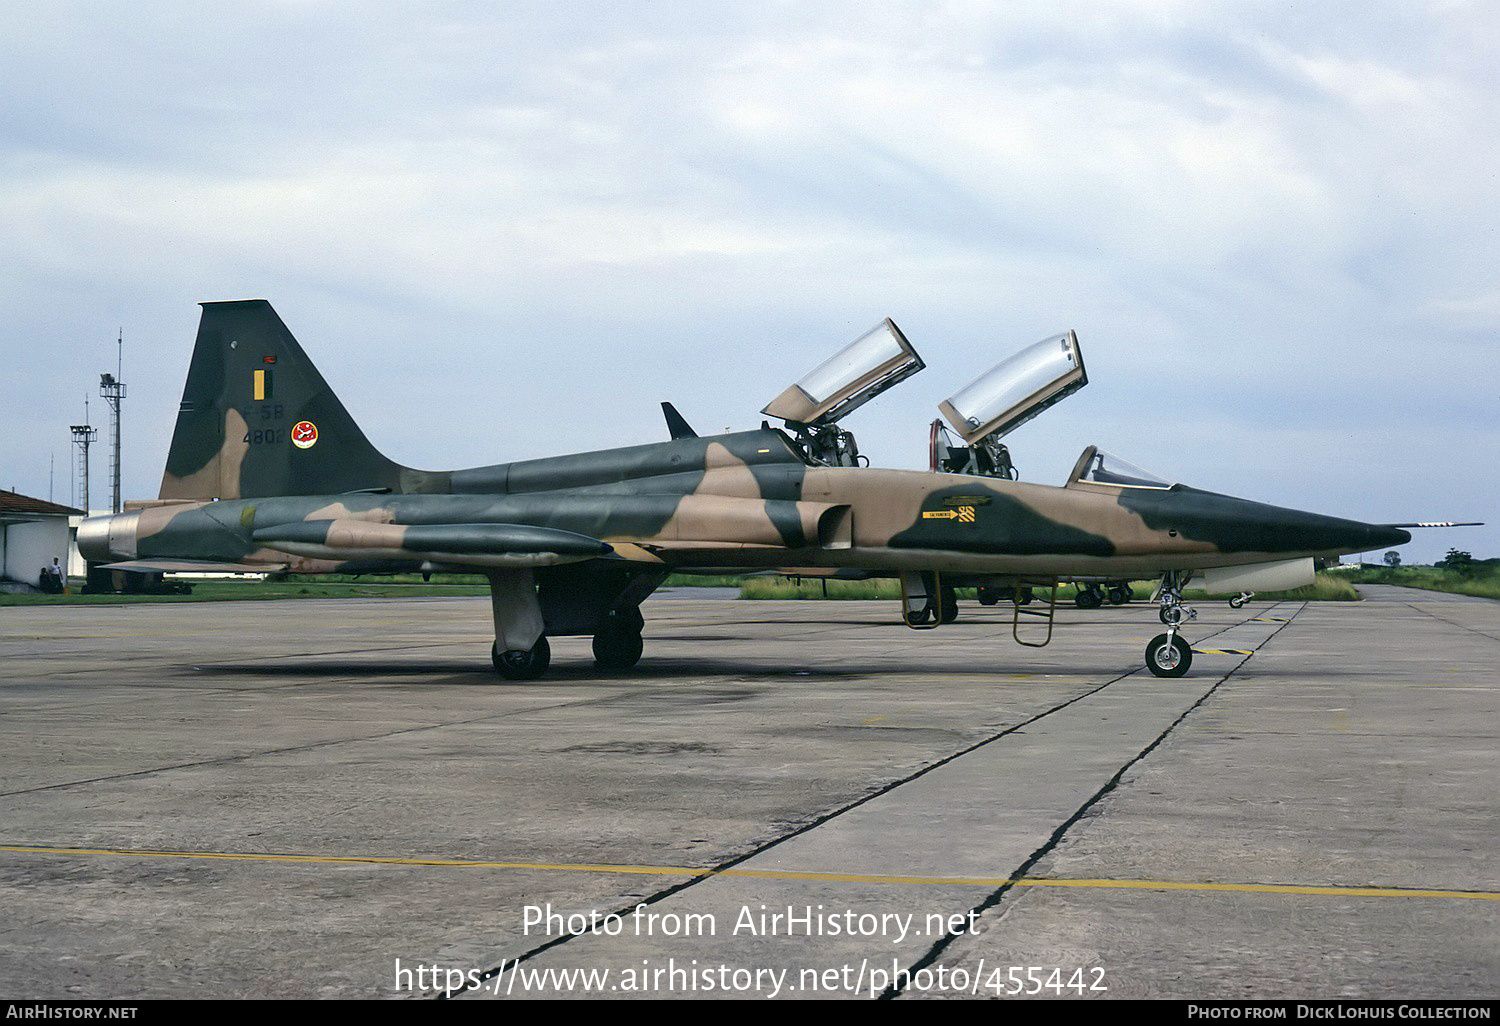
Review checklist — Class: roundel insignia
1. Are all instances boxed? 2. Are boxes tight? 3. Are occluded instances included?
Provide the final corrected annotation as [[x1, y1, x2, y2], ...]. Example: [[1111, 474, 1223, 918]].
[[291, 420, 319, 449]]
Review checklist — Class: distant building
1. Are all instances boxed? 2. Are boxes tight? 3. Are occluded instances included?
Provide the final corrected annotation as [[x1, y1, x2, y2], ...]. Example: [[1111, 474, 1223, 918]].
[[0, 490, 84, 592]]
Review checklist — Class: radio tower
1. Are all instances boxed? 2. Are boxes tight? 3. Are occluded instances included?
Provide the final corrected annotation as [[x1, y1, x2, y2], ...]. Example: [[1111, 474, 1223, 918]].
[[100, 330, 126, 514], [71, 394, 97, 512]]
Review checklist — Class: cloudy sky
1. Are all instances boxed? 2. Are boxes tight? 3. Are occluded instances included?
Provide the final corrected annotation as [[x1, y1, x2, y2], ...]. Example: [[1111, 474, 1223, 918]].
[[3, 1, 1494, 563]]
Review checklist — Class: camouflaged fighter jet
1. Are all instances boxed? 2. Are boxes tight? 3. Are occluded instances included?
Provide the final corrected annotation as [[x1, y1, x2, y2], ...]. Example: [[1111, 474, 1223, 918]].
[[77, 300, 1414, 680]]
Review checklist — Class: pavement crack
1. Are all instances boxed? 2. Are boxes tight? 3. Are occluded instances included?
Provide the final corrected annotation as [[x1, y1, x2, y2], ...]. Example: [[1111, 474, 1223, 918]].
[[452, 603, 1305, 1000], [879, 602, 1305, 999], [1402, 603, 1500, 645]]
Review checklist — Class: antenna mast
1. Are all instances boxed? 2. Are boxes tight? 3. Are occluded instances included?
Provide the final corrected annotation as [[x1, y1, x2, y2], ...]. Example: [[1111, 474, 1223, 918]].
[[71, 394, 97, 512], [99, 329, 126, 514]]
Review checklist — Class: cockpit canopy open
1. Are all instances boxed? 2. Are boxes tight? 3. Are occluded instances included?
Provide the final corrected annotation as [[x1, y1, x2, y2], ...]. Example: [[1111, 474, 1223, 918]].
[[928, 330, 1086, 481], [938, 330, 1086, 446], [762, 318, 925, 467], [762, 318, 924, 429]]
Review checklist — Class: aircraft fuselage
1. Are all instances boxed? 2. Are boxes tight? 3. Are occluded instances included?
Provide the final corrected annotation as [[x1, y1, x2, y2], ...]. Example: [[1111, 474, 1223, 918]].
[[81, 427, 1408, 579]]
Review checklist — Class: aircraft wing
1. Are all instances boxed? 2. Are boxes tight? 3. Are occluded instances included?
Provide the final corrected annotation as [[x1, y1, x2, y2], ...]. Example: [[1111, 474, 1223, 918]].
[[251, 520, 613, 568]]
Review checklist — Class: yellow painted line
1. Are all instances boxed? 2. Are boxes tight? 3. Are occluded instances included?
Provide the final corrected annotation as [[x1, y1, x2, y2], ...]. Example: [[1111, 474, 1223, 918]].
[[3, 846, 1496, 901], [1249, 617, 1290, 623], [0, 845, 697, 875], [1192, 648, 1255, 656], [1010, 878, 1500, 901]]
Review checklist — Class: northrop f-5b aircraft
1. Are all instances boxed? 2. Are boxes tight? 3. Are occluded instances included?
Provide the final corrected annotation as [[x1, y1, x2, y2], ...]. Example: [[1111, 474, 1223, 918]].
[[78, 301, 1415, 679]]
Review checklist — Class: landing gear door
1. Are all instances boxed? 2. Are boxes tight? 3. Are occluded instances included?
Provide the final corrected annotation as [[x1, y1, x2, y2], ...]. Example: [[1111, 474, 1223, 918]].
[[762, 318, 924, 429], [938, 330, 1086, 446]]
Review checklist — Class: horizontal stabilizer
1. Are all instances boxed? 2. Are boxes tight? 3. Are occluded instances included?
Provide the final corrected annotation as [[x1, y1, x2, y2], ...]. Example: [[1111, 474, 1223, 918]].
[[251, 519, 612, 568]]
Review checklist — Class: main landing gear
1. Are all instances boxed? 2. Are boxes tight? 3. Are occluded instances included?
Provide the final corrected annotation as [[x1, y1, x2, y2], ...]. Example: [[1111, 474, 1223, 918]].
[[494, 636, 550, 680], [1073, 581, 1134, 608], [487, 566, 653, 680], [489, 568, 549, 680], [592, 608, 645, 671], [978, 585, 1033, 606], [491, 609, 647, 680], [901, 573, 957, 626]]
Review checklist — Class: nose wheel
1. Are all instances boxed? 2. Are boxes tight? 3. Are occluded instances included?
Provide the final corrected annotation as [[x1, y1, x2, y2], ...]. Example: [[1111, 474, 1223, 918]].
[[1145, 632, 1191, 678]]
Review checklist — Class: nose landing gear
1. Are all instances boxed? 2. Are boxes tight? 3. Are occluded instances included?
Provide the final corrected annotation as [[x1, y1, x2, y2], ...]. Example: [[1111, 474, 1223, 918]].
[[1145, 570, 1196, 677], [1145, 631, 1192, 678], [1155, 570, 1197, 626]]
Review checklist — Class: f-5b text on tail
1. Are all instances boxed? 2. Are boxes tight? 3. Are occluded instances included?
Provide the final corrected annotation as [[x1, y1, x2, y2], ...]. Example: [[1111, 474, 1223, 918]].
[[78, 300, 1415, 679]]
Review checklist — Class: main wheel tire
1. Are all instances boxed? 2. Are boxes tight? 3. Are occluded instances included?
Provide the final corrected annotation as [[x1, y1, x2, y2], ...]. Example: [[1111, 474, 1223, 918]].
[[493, 636, 550, 680], [1108, 586, 1129, 605], [618, 605, 645, 632], [938, 585, 959, 624], [592, 616, 644, 670], [1075, 587, 1103, 609], [977, 587, 1000, 607], [1145, 633, 1191, 678]]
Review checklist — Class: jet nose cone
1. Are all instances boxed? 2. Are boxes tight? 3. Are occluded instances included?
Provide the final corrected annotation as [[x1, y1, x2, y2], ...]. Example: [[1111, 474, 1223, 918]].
[[1280, 513, 1411, 556], [1374, 525, 1412, 550], [1121, 486, 1415, 558]]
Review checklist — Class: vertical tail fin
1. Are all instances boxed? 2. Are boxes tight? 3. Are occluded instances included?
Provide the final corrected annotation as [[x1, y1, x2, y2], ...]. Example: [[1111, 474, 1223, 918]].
[[159, 300, 412, 500]]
